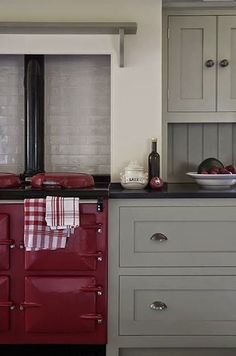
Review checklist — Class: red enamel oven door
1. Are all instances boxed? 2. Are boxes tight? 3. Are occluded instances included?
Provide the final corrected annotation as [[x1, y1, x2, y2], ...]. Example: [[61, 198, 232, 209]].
[[24, 276, 99, 333], [0, 214, 10, 270], [25, 211, 104, 271], [0, 276, 10, 331]]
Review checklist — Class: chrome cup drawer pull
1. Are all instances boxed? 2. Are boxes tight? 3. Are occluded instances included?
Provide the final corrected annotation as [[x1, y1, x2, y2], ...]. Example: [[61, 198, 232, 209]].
[[150, 233, 168, 242], [150, 301, 167, 311]]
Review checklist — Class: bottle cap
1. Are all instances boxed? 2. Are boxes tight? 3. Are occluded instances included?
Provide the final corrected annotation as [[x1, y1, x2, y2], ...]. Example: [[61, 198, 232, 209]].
[[151, 138, 157, 142]]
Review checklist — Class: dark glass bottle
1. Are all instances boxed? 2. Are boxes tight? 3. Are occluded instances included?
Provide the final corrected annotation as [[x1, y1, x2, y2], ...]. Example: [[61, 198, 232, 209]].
[[148, 138, 160, 184]]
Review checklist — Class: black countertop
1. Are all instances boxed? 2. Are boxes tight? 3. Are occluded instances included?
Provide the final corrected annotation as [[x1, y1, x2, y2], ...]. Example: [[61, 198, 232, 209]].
[[109, 183, 236, 199], [1, 182, 236, 200]]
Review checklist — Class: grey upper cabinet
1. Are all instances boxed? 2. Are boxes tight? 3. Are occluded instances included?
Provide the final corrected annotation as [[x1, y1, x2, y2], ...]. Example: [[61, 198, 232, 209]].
[[168, 16, 216, 112], [168, 15, 236, 112], [218, 16, 236, 111]]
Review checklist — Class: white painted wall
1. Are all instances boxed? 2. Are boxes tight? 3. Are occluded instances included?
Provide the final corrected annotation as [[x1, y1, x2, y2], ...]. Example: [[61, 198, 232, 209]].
[[0, 0, 162, 181]]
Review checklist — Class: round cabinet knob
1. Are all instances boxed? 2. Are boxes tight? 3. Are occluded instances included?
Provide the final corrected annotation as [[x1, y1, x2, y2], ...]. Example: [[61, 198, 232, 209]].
[[149, 301, 167, 311], [220, 59, 229, 67], [205, 59, 215, 68]]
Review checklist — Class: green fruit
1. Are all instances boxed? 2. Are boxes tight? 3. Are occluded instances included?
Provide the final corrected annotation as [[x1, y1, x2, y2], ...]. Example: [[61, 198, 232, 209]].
[[197, 158, 224, 174]]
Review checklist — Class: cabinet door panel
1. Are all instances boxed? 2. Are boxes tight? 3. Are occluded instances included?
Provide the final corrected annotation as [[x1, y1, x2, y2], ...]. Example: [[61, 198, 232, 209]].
[[24, 276, 98, 333], [120, 276, 236, 336], [25, 215, 100, 271], [0, 276, 10, 331], [218, 16, 236, 111], [25, 203, 106, 271], [168, 16, 216, 112], [0, 214, 9, 270]]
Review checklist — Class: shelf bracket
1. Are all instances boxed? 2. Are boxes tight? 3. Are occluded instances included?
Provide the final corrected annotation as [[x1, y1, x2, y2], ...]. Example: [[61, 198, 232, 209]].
[[119, 28, 125, 68]]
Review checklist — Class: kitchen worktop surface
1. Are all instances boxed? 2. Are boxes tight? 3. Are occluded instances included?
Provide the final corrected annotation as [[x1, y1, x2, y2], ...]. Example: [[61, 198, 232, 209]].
[[109, 182, 236, 199]]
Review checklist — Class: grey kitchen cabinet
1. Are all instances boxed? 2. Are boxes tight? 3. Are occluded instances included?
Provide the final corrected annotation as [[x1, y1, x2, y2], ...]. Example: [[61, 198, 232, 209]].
[[120, 276, 236, 336], [119, 205, 236, 267], [168, 15, 236, 112], [107, 199, 236, 356], [218, 16, 236, 111]]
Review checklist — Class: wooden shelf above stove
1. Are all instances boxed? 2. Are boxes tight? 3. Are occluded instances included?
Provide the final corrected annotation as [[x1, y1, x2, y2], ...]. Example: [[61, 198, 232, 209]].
[[0, 21, 137, 67], [0, 22, 137, 35]]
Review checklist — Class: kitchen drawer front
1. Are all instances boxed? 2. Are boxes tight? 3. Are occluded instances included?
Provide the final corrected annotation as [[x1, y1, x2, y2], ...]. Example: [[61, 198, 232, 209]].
[[119, 276, 236, 336], [25, 203, 106, 270], [0, 214, 10, 270], [24, 276, 102, 333], [0, 276, 10, 331], [120, 348, 236, 356], [120, 206, 236, 267]]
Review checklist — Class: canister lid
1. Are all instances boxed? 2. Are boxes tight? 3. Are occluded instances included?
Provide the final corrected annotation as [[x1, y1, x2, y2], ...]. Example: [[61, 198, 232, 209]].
[[124, 161, 144, 172]]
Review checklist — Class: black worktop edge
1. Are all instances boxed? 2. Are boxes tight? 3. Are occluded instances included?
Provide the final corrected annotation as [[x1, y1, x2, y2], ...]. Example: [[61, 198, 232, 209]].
[[109, 183, 236, 199]]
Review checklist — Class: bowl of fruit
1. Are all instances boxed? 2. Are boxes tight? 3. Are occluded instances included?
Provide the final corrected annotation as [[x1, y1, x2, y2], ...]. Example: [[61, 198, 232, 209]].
[[186, 158, 236, 190]]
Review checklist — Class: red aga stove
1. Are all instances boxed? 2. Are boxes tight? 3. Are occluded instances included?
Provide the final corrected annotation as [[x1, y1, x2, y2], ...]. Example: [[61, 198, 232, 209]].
[[0, 193, 108, 344], [0, 54, 109, 351]]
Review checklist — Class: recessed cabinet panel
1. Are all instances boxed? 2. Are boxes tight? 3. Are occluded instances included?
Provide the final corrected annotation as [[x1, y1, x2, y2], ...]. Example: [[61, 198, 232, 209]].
[[120, 206, 236, 267], [120, 349, 236, 356], [119, 276, 236, 336], [0, 276, 10, 331], [0, 214, 10, 270], [168, 15, 236, 113], [218, 16, 236, 111], [167, 123, 236, 182], [24, 276, 97, 333], [168, 16, 216, 112]]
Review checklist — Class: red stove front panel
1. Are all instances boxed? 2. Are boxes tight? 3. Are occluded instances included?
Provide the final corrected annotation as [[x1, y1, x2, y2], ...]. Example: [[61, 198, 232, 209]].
[[0, 201, 108, 345], [24, 276, 100, 333], [0, 214, 10, 270], [0, 276, 10, 332], [25, 205, 105, 271]]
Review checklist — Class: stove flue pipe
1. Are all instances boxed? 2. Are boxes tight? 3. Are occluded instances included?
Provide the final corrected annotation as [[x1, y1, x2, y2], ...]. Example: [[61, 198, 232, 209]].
[[24, 55, 45, 177]]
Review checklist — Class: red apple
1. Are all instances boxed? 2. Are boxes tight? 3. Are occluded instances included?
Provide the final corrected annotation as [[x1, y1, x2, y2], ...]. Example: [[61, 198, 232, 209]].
[[209, 167, 220, 174], [200, 170, 209, 174], [219, 167, 232, 174], [225, 165, 236, 174], [149, 177, 164, 190]]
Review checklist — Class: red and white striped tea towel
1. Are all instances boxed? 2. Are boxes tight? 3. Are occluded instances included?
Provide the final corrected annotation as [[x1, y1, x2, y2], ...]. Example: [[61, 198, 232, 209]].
[[45, 196, 80, 230], [24, 198, 68, 251]]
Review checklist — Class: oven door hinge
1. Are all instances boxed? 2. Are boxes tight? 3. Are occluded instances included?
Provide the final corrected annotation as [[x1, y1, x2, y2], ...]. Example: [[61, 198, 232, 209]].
[[97, 198, 103, 213]]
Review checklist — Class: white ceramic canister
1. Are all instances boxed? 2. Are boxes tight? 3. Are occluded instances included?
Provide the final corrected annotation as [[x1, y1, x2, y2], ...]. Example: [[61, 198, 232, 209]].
[[120, 161, 148, 189]]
